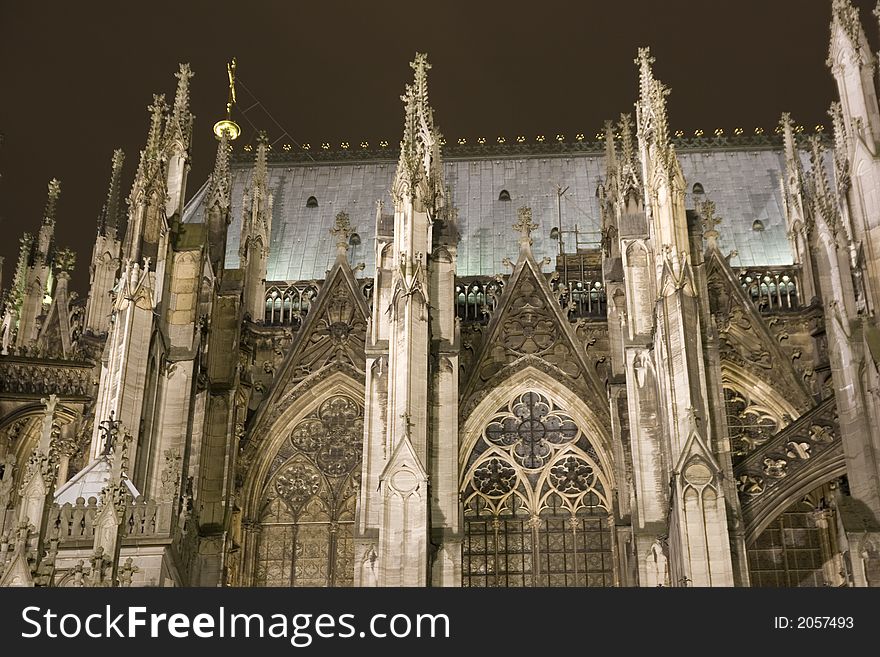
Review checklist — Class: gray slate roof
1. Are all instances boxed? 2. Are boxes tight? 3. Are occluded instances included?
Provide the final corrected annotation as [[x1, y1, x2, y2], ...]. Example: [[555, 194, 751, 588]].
[[183, 148, 795, 282]]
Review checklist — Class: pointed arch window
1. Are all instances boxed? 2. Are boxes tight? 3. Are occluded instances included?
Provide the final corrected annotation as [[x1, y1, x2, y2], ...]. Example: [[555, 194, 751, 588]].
[[254, 395, 363, 587], [498, 189, 511, 201], [461, 391, 614, 587], [306, 196, 319, 208]]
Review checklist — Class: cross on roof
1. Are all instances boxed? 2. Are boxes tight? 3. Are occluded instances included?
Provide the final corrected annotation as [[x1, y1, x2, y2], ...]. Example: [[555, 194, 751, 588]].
[[513, 206, 537, 239], [699, 200, 721, 235]]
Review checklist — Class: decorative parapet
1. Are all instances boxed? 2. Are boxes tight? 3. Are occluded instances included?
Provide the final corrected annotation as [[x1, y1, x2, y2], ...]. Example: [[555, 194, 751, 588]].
[[0, 356, 93, 398], [232, 130, 832, 165]]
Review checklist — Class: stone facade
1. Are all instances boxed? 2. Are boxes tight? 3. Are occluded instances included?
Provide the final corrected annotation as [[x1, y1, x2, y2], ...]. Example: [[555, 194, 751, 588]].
[[2, 0, 880, 587]]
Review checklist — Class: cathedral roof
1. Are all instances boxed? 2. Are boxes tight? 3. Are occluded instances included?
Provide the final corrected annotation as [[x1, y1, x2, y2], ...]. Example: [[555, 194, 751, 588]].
[[183, 145, 799, 282]]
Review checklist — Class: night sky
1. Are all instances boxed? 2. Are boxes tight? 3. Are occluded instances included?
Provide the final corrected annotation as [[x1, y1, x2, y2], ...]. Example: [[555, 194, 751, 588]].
[[1, 0, 878, 295]]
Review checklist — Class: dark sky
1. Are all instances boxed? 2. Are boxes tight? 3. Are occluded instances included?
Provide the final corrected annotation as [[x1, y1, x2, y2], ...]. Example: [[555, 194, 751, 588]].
[[1, 0, 878, 294]]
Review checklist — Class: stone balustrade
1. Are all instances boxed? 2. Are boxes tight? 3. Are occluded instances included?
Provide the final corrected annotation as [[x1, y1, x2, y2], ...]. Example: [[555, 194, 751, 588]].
[[48, 496, 174, 543]]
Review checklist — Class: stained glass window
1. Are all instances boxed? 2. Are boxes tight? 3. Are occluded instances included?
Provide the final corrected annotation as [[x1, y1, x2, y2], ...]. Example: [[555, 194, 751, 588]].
[[462, 391, 614, 587], [254, 395, 362, 587]]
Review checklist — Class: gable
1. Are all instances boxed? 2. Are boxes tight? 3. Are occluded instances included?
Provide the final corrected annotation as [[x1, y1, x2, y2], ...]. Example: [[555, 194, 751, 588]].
[[460, 253, 607, 424]]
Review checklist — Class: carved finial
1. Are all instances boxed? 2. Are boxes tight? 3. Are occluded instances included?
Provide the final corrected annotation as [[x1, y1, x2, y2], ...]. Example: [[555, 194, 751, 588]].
[[780, 113, 799, 170], [698, 199, 721, 249], [830, 0, 865, 51], [603, 119, 617, 181], [172, 64, 193, 119], [168, 63, 195, 149], [38, 394, 59, 454], [43, 179, 61, 225], [619, 114, 636, 170], [513, 206, 537, 250], [411, 53, 432, 119], [214, 57, 241, 140], [253, 131, 269, 189], [53, 247, 76, 274], [635, 47, 671, 154], [145, 94, 166, 158], [331, 211, 352, 257], [401, 412, 414, 438]]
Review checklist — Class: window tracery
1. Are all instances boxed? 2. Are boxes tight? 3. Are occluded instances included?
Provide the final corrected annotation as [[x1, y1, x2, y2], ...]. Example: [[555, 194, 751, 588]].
[[254, 394, 362, 587], [462, 391, 613, 587]]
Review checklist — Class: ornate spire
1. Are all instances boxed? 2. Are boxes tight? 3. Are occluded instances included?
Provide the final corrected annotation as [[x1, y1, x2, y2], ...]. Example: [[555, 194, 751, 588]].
[[617, 113, 641, 202], [393, 53, 444, 210], [169, 63, 194, 149], [7, 233, 33, 311], [99, 149, 125, 237], [239, 131, 271, 271], [635, 47, 671, 156], [173, 63, 193, 115], [144, 94, 166, 161], [37, 179, 60, 260], [331, 211, 352, 258], [206, 126, 232, 211], [831, 0, 864, 47], [808, 136, 837, 232], [135, 94, 166, 184], [779, 113, 804, 189], [253, 131, 269, 193], [603, 119, 617, 184], [43, 179, 61, 226], [780, 113, 798, 167], [619, 113, 636, 171]]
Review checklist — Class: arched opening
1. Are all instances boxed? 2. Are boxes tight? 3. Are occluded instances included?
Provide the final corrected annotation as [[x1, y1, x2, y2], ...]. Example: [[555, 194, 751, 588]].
[[461, 390, 613, 587], [692, 182, 705, 195], [252, 394, 363, 587], [306, 196, 319, 208], [498, 189, 511, 201]]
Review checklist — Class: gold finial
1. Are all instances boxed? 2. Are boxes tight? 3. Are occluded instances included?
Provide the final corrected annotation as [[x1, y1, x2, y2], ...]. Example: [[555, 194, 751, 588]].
[[213, 57, 241, 140]]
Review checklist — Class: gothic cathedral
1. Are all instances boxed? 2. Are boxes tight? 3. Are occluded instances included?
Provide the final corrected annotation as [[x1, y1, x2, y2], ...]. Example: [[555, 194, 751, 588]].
[[2, 0, 880, 588]]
